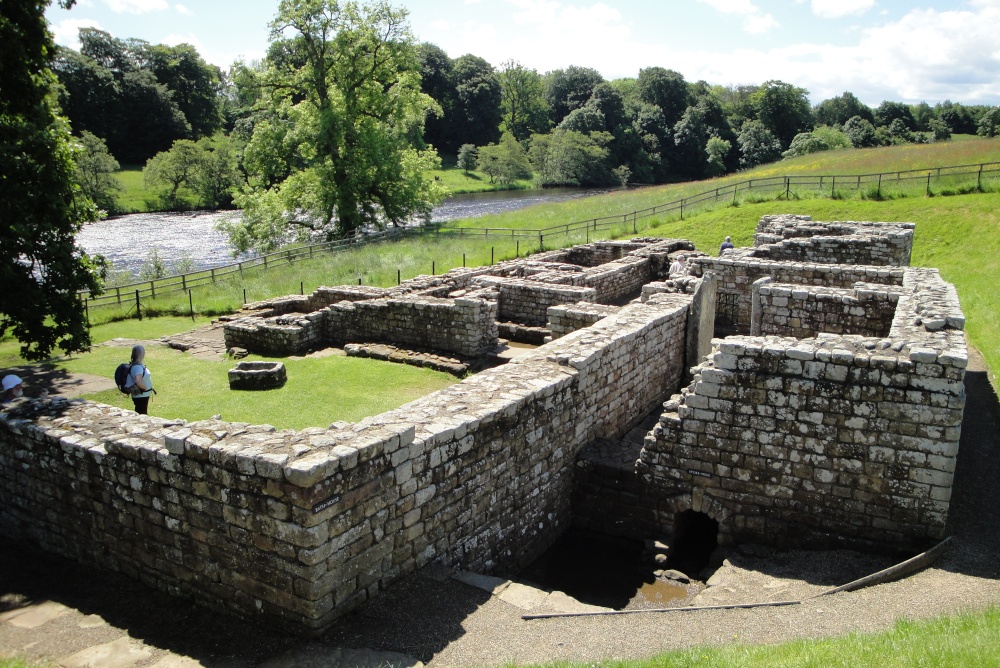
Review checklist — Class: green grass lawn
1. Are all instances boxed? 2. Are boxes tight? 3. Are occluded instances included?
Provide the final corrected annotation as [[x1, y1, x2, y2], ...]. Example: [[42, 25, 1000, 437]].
[[1, 316, 456, 428], [427, 156, 534, 194], [56, 345, 454, 429]]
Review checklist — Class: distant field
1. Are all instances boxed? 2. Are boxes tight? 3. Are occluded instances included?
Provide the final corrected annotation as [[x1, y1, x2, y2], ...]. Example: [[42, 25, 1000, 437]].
[[427, 152, 533, 194]]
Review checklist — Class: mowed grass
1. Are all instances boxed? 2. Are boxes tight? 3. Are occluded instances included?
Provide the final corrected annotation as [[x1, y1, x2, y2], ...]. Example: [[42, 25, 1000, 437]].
[[57, 345, 454, 429], [428, 153, 533, 194], [0, 316, 456, 429], [529, 606, 1000, 668]]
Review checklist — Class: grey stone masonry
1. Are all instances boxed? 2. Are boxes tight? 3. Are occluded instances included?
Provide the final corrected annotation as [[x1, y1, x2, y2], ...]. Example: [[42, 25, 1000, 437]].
[[547, 303, 623, 340], [692, 255, 907, 333], [752, 214, 914, 266], [638, 264, 967, 552], [1, 293, 692, 636], [752, 280, 902, 339], [325, 296, 499, 358]]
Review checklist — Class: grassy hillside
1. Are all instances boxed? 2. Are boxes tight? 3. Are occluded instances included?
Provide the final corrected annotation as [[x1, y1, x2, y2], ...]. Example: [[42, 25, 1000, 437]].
[[443, 137, 1000, 232]]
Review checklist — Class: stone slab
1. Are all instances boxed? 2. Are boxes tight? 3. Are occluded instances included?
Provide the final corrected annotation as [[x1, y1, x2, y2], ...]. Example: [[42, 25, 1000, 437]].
[[0, 600, 68, 628], [59, 636, 153, 668], [258, 642, 423, 668]]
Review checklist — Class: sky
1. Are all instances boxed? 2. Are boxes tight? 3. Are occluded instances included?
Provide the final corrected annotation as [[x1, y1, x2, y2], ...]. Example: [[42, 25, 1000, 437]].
[[45, 0, 1000, 107]]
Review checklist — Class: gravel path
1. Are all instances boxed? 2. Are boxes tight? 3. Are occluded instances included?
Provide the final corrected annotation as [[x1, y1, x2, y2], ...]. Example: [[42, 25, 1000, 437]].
[[1, 340, 998, 667]]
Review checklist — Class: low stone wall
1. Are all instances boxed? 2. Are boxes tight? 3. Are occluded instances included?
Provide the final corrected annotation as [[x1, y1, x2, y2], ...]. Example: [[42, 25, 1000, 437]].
[[752, 280, 901, 339], [753, 215, 914, 267], [223, 311, 326, 356], [583, 258, 653, 303], [325, 296, 499, 358], [0, 294, 691, 635], [547, 303, 622, 340], [692, 256, 906, 333], [473, 276, 597, 325]]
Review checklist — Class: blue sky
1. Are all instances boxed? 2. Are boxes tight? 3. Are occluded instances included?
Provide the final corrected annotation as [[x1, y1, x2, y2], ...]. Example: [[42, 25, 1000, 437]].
[[45, 0, 1000, 106]]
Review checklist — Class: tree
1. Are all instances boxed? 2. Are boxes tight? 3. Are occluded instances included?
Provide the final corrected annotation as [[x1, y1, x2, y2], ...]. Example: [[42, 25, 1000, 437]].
[[928, 117, 951, 142], [497, 60, 549, 141], [190, 135, 240, 209], [476, 132, 531, 185], [224, 0, 445, 252], [887, 118, 913, 144], [544, 65, 604, 126], [451, 54, 502, 148], [456, 143, 477, 174], [737, 120, 781, 168], [143, 139, 203, 208], [636, 67, 690, 129], [750, 80, 812, 149], [557, 106, 607, 134], [1, 0, 102, 361], [813, 92, 873, 127], [705, 137, 730, 177], [978, 107, 1000, 138], [146, 42, 224, 138], [416, 42, 454, 151], [529, 129, 614, 186], [74, 131, 122, 213], [874, 101, 915, 131], [782, 131, 829, 159], [843, 115, 879, 148]]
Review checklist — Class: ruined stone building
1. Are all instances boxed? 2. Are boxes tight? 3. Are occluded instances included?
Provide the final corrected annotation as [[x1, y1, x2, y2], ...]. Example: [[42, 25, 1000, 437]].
[[0, 215, 966, 634]]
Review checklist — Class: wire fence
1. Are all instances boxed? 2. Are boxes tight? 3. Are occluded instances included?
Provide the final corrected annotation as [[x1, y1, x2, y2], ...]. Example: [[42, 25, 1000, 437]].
[[80, 159, 1000, 315]]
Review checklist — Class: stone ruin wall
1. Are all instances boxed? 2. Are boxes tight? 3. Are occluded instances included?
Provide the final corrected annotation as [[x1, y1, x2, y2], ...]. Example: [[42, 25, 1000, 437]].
[[324, 296, 499, 358], [548, 303, 623, 340], [694, 257, 906, 333], [0, 294, 691, 635], [753, 214, 915, 267], [223, 238, 691, 355], [752, 280, 902, 339]]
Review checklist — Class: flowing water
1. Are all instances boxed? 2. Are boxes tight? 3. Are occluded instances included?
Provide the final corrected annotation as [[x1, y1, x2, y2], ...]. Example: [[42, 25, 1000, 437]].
[[76, 187, 604, 276]]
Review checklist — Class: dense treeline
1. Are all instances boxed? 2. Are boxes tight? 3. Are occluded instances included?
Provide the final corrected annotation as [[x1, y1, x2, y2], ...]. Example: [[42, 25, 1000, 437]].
[[51, 17, 1000, 216]]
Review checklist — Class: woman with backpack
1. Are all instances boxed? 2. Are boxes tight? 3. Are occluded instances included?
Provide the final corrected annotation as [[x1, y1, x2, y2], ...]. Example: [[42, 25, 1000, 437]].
[[127, 345, 153, 415]]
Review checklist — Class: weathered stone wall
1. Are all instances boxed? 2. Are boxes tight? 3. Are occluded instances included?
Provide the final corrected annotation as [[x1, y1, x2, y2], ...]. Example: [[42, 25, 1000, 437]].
[[223, 311, 326, 356], [753, 214, 914, 267], [548, 303, 622, 339], [1, 295, 691, 635], [583, 258, 654, 303], [473, 276, 597, 325], [753, 280, 901, 339], [638, 267, 967, 552], [692, 256, 906, 333], [325, 296, 499, 357]]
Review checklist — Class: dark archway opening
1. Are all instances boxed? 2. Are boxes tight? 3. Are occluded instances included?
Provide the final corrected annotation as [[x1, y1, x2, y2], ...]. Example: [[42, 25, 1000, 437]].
[[667, 510, 719, 578]]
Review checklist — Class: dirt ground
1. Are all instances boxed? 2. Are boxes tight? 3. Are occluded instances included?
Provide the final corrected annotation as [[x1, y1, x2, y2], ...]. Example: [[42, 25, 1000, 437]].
[[1, 339, 998, 667]]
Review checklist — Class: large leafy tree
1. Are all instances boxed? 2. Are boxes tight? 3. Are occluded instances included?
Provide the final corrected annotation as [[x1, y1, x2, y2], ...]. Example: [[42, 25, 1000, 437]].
[[813, 91, 873, 127], [543, 65, 604, 126], [750, 80, 812, 149], [450, 54, 502, 148], [497, 59, 549, 142], [637, 67, 690, 130], [224, 0, 445, 252], [416, 42, 454, 151], [1, 0, 101, 360]]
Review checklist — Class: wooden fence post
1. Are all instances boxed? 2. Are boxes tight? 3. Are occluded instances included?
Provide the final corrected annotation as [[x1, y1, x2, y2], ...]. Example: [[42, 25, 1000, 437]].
[[135, 290, 142, 321]]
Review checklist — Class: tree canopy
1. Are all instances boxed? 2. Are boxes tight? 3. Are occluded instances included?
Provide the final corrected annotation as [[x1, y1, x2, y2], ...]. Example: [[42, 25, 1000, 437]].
[[222, 0, 445, 253], [1, 0, 101, 360]]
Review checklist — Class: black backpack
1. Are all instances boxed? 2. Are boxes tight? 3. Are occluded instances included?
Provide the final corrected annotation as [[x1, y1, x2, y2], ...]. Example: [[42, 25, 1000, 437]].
[[114, 363, 132, 394]]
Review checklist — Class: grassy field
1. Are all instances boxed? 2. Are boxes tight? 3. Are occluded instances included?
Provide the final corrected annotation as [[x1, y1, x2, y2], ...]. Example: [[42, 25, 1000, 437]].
[[0, 316, 456, 429], [442, 136, 1000, 232], [428, 152, 534, 194]]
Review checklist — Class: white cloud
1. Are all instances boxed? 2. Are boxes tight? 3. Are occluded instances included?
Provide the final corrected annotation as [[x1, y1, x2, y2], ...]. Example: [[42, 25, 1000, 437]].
[[811, 0, 875, 19], [162, 31, 206, 52], [698, 0, 779, 33], [51, 18, 103, 50], [103, 0, 168, 14], [175, 4, 192, 16]]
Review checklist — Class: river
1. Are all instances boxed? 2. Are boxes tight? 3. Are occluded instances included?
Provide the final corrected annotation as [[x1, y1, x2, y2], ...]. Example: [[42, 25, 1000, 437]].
[[76, 187, 603, 276]]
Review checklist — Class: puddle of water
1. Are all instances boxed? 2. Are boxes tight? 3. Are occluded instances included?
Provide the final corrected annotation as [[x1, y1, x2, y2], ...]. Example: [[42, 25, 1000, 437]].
[[518, 530, 702, 610], [634, 578, 692, 608]]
